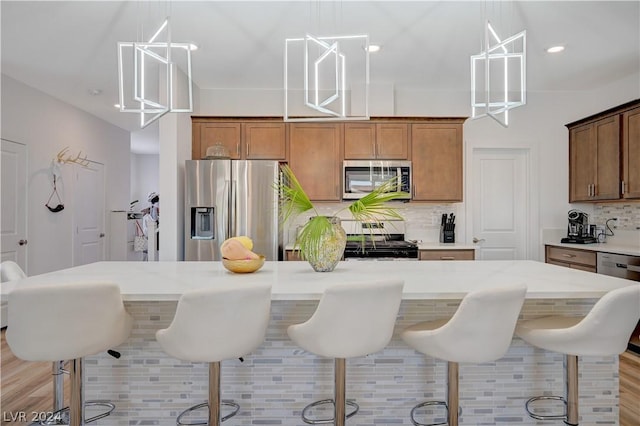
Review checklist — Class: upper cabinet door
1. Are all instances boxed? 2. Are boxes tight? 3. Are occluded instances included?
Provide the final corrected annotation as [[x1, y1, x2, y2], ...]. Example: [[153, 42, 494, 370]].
[[569, 123, 597, 202], [193, 122, 241, 160], [288, 123, 343, 201], [344, 122, 409, 159], [411, 123, 462, 202], [344, 123, 375, 159], [568, 115, 620, 202], [376, 123, 409, 159], [243, 122, 287, 160], [593, 115, 620, 200], [623, 106, 640, 199]]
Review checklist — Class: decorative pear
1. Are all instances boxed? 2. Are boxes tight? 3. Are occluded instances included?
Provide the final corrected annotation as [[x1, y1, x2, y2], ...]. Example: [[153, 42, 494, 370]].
[[221, 238, 259, 260]]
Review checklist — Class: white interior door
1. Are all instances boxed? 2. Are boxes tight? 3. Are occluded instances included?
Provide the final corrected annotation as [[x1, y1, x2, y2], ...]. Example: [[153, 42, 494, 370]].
[[73, 162, 105, 266], [1, 139, 28, 270], [471, 148, 530, 260]]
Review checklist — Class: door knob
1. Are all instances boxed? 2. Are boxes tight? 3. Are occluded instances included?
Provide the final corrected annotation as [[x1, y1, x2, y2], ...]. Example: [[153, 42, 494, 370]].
[[99, 233, 105, 238], [18, 239, 28, 246], [472, 237, 485, 244]]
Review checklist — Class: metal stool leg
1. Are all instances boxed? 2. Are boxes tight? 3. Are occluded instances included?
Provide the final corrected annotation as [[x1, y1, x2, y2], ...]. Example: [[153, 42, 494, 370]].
[[69, 358, 83, 426], [565, 355, 579, 426], [301, 358, 359, 425], [524, 354, 579, 425], [447, 362, 459, 426], [176, 362, 240, 426], [409, 361, 462, 426]]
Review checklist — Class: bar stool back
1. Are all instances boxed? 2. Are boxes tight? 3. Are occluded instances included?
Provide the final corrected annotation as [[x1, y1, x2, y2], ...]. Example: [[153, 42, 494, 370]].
[[6, 281, 132, 426], [156, 283, 272, 425], [401, 284, 527, 426], [287, 279, 404, 425], [0, 260, 26, 282], [516, 284, 640, 426]]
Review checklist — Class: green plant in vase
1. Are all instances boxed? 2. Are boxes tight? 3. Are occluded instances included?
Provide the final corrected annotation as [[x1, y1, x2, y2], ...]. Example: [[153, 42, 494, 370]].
[[276, 164, 407, 272]]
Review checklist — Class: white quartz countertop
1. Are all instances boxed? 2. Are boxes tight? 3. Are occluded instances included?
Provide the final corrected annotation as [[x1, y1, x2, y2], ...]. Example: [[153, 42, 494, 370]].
[[1, 260, 634, 302], [545, 242, 640, 257]]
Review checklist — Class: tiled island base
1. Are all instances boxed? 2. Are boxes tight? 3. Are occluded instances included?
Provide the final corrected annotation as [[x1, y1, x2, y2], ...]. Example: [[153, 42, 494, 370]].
[[85, 299, 619, 425]]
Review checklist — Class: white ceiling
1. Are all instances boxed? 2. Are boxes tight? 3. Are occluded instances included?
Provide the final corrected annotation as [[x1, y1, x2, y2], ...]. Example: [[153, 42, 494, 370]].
[[2, 1, 639, 153]]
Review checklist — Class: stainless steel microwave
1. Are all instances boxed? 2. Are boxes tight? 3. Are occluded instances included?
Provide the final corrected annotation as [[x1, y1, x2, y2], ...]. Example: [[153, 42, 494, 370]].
[[343, 160, 411, 200]]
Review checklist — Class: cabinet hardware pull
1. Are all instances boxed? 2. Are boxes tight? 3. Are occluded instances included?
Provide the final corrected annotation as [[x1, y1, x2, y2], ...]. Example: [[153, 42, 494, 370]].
[[440, 256, 455, 260], [621, 181, 625, 194], [562, 253, 576, 258], [246, 142, 250, 157]]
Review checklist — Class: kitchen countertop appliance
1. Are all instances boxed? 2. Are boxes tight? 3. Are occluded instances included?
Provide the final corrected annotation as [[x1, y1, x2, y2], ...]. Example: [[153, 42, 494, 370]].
[[185, 160, 281, 261], [597, 252, 640, 355], [342, 220, 418, 260], [561, 209, 597, 244]]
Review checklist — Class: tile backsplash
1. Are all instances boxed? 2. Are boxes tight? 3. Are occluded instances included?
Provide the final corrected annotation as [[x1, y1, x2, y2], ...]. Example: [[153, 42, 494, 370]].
[[593, 203, 640, 230], [285, 202, 457, 243]]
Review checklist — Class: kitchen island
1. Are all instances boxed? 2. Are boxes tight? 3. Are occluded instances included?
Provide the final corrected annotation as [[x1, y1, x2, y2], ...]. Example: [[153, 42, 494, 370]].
[[1, 261, 635, 425]]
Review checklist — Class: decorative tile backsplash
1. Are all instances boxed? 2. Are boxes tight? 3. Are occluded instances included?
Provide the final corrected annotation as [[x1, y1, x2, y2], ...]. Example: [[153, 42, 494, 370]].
[[285, 202, 457, 243], [593, 203, 640, 230], [85, 299, 620, 425]]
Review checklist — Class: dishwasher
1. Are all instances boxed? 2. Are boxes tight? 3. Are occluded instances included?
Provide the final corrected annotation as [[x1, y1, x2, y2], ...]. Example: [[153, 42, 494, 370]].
[[597, 252, 640, 355]]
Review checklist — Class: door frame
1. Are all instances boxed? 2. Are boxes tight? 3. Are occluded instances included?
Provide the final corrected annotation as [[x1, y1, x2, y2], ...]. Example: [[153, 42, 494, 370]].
[[464, 139, 540, 261], [1, 138, 28, 272]]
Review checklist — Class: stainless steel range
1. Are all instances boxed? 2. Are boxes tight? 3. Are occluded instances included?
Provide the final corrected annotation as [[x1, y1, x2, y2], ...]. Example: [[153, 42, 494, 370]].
[[342, 220, 418, 260]]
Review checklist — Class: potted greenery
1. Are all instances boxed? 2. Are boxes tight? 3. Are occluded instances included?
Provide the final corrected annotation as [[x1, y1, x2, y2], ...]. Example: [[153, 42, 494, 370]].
[[276, 164, 407, 272]]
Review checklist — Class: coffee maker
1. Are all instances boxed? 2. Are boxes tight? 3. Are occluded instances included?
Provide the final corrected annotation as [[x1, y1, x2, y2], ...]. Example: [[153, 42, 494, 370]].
[[561, 210, 598, 244]]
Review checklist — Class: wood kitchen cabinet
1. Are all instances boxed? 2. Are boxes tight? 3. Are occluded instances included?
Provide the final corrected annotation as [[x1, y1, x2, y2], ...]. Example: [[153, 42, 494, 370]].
[[242, 122, 287, 160], [288, 122, 343, 201], [411, 122, 463, 201], [545, 245, 597, 273], [566, 99, 640, 202], [192, 118, 286, 160], [568, 115, 620, 202], [344, 122, 409, 159], [622, 106, 640, 199], [192, 121, 242, 160]]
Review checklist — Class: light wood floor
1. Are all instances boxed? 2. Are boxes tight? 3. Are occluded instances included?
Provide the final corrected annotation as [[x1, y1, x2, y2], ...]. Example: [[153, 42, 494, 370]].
[[1, 329, 639, 425], [1, 329, 69, 426]]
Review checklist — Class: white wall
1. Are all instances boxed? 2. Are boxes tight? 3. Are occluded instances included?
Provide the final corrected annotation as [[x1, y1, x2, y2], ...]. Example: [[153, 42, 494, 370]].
[[130, 153, 160, 212], [1, 75, 130, 275]]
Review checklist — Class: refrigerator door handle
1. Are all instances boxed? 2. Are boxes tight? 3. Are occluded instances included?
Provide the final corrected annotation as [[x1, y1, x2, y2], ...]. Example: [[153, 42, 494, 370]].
[[231, 179, 237, 237], [222, 179, 231, 241]]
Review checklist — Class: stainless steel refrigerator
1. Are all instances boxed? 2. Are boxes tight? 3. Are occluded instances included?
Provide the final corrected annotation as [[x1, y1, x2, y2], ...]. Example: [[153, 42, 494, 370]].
[[185, 160, 281, 261]]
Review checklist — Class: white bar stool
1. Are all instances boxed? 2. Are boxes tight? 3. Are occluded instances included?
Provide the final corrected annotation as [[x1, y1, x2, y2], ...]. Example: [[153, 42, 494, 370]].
[[401, 284, 527, 426], [155, 283, 272, 426], [0, 260, 27, 282], [515, 285, 640, 426], [6, 281, 133, 426], [287, 280, 404, 426]]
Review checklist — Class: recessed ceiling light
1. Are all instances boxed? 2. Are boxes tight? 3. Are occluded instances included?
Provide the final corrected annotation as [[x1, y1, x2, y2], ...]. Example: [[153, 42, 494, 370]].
[[367, 44, 381, 53], [546, 45, 565, 53]]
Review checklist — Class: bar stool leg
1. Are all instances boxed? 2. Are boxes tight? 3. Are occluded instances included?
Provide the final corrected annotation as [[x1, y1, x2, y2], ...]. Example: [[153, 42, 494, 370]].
[[69, 358, 84, 426], [209, 362, 221, 426], [565, 355, 579, 426], [53, 361, 65, 413], [447, 362, 459, 426], [335, 358, 346, 426]]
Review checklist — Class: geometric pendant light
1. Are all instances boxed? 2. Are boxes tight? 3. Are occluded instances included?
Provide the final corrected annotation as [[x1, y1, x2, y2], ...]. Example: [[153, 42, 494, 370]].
[[470, 20, 526, 127], [284, 34, 370, 122], [117, 17, 193, 128]]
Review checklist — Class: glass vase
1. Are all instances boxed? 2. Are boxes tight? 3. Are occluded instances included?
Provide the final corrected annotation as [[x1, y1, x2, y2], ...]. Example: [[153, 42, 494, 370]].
[[306, 216, 347, 272]]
